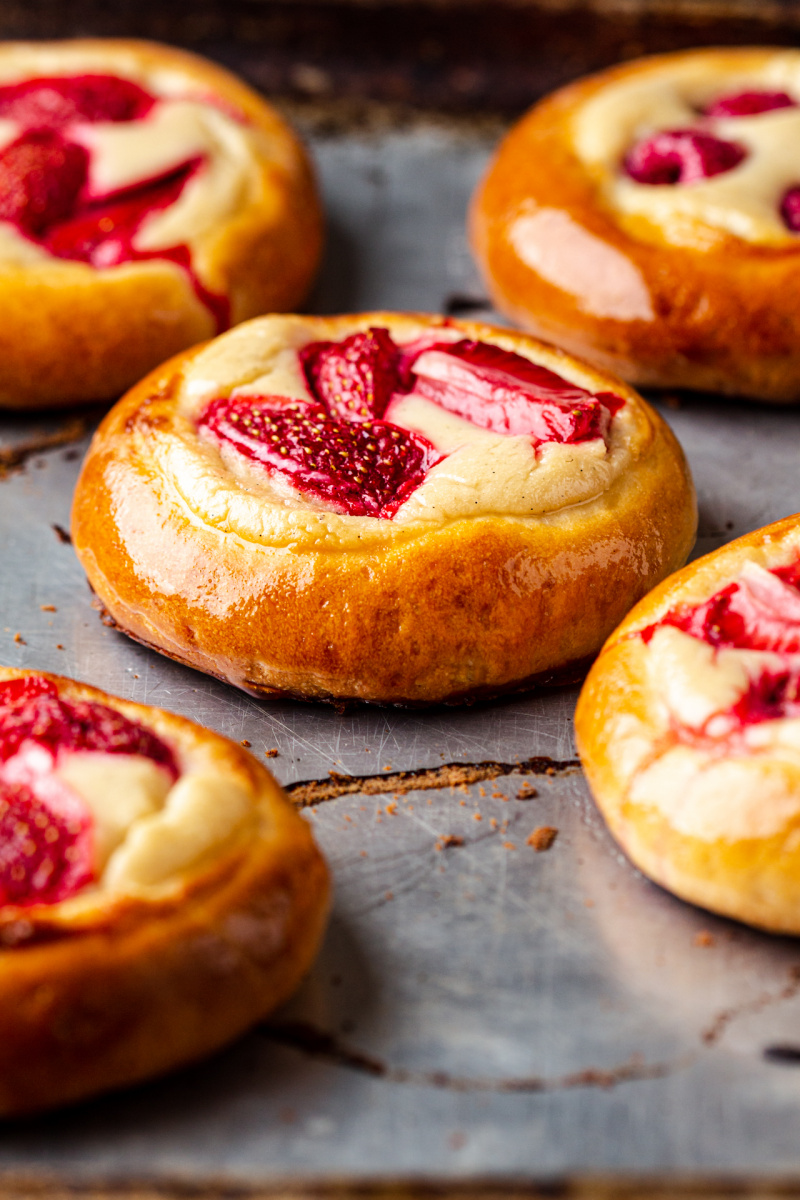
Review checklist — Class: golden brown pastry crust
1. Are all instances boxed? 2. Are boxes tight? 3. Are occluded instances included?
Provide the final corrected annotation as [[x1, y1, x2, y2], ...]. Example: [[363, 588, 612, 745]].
[[71, 312, 696, 706], [0, 39, 322, 409], [470, 48, 800, 403], [0, 668, 330, 1115], [575, 515, 800, 934]]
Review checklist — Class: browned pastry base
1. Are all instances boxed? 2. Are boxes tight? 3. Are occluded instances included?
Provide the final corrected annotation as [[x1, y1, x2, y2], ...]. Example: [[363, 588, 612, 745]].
[[71, 313, 697, 706], [0, 669, 329, 1115], [575, 515, 800, 933], [471, 48, 800, 402]]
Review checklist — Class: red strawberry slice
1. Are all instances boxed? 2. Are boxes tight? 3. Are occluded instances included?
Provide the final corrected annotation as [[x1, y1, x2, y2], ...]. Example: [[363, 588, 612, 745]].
[[781, 186, 800, 232], [200, 396, 440, 518], [44, 159, 199, 266], [624, 129, 746, 185], [0, 774, 93, 907], [705, 90, 796, 118], [0, 680, 178, 776], [658, 563, 800, 655], [0, 129, 88, 236], [299, 328, 402, 422], [407, 339, 621, 444], [0, 73, 155, 127]]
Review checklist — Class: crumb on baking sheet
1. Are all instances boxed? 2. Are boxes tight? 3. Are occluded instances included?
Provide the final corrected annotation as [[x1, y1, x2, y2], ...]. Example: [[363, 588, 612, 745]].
[[517, 783, 538, 800], [13, 633, 25, 645], [40, 604, 56, 612], [435, 834, 464, 851], [695, 930, 715, 947], [264, 748, 279, 758], [527, 825, 558, 851], [503, 841, 516, 850], [240, 739, 251, 747]]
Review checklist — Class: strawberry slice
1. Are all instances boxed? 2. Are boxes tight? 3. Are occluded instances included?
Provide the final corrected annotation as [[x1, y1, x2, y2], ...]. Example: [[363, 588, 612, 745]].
[[201, 396, 440, 518], [624, 129, 746, 185], [407, 339, 620, 444], [43, 159, 199, 266], [0, 776, 93, 907], [705, 90, 796, 118], [299, 328, 402, 422], [0, 73, 155, 127], [0, 679, 178, 776], [658, 562, 800, 654], [0, 129, 88, 236]]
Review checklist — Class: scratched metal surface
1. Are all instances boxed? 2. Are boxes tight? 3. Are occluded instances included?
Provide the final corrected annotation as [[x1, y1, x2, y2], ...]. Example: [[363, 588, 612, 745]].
[[2, 124, 800, 1182]]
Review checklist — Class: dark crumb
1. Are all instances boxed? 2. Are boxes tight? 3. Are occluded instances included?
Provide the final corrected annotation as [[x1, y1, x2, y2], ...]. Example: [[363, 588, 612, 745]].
[[527, 826, 558, 852], [62, 449, 81, 461], [56, 644, 64, 651], [517, 783, 538, 800], [694, 930, 715, 948], [764, 1044, 800, 1065], [264, 747, 279, 758], [384, 891, 394, 901], [435, 834, 464, 851], [40, 604, 56, 613], [13, 633, 25, 645], [52, 524, 72, 545], [240, 739, 251, 748]]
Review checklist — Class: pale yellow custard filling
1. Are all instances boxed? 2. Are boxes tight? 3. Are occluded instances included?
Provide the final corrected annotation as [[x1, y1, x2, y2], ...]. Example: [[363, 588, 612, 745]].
[[572, 51, 800, 248], [0, 44, 270, 288], [162, 314, 639, 554]]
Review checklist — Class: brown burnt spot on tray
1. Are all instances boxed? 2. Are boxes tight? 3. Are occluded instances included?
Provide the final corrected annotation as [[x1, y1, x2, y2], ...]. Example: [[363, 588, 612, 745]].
[[703, 965, 800, 1046], [260, 1019, 690, 1093], [0, 417, 89, 479], [286, 757, 580, 808]]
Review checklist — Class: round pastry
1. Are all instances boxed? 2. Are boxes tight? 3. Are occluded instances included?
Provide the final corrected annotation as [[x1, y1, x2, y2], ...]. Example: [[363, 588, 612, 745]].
[[0, 38, 322, 408], [71, 312, 696, 706], [576, 514, 800, 934], [471, 48, 800, 402], [0, 667, 329, 1115]]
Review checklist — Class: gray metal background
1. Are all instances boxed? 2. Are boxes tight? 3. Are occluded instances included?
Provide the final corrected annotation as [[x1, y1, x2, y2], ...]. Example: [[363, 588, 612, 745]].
[[2, 123, 800, 1183]]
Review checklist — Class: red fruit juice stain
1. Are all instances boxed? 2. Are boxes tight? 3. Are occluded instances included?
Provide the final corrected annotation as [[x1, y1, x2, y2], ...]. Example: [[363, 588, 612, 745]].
[[202, 327, 624, 517], [0, 675, 178, 907], [0, 73, 228, 329], [705, 90, 797, 118], [644, 560, 800, 730], [624, 129, 746, 184]]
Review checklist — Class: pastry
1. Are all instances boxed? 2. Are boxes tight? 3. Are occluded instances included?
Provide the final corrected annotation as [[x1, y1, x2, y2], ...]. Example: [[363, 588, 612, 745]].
[[72, 312, 696, 706], [0, 668, 329, 1114], [471, 48, 800, 401], [576, 514, 800, 933], [0, 38, 322, 408]]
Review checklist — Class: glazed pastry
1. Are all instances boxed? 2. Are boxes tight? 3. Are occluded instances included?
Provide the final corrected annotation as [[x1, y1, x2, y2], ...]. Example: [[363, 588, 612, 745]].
[[72, 312, 696, 706], [576, 514, 800, 933], [0, 39, 322, 407], [0, 668, 329, 1114], [472, 48, 800, 401]]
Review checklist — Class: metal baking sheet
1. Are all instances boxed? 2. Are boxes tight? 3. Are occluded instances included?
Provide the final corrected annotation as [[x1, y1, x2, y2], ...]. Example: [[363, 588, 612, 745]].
[[2, 120, 800, 1186]]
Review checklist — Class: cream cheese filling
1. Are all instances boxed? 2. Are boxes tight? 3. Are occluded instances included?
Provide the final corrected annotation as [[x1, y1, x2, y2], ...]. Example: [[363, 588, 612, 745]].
[[630, 622, 800, 841], [573, 52, 800, 247], [169, 315, 636, 552], [0, 49, 263, 286], [0, 741, 255, 900]]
